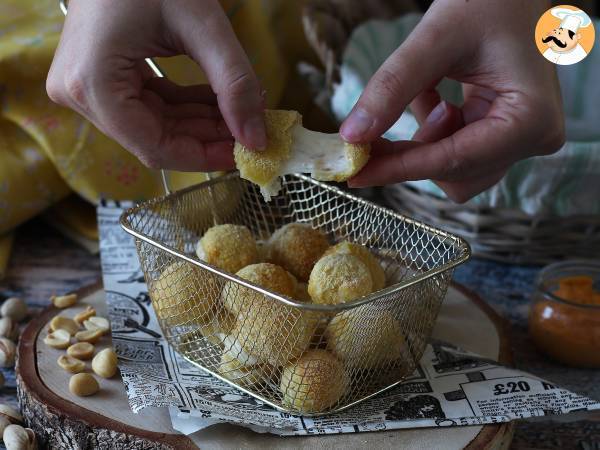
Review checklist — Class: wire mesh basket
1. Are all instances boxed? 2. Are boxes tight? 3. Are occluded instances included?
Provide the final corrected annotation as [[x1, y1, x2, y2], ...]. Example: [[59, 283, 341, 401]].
[[120, 172, 470, 415]]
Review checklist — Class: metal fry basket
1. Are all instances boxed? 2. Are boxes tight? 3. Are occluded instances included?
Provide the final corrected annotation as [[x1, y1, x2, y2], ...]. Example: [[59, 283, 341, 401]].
[[120, 173, 470, 415]]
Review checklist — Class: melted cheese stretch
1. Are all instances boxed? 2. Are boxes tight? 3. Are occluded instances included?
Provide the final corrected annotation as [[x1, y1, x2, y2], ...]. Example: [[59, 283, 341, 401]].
[[284, 127, 352, 178]]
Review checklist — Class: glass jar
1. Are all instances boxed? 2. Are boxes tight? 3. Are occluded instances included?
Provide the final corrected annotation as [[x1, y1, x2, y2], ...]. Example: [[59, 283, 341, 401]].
[[529, 260, 600, 368]]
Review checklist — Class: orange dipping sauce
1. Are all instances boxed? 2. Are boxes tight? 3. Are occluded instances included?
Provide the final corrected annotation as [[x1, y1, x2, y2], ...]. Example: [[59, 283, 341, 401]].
[[529, 263, 600, 368]]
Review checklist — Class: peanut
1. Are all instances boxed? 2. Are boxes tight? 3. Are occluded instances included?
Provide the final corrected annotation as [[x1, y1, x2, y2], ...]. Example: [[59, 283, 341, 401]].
[[74, 329, 103, 344], [50, 293, 78, 309], [0, 317, 18, 341], [49, 316, 79, 336], [43, 329, 71, 349], [74, 306, 96, 325], [57, 355, 86, 374], [0, 404, 22, 424], [67, 342, 95, 360], [0, 298, 28, 322], [91, 348, 118, 378], [2, 424, 37, 450], [0, 338, 16, 367], [69, 373, 99, 397], [0, 416, 10, 440], [83, 317, 110, 334]]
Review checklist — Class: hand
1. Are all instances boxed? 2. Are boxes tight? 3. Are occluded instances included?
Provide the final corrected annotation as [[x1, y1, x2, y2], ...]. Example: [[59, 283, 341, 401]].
[[342, 0, 565, 202], [47, 0, 266, 171]]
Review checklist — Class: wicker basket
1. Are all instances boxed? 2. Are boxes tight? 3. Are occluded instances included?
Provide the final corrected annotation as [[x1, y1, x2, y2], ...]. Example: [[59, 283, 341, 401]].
[[302, 0, 600, 265]]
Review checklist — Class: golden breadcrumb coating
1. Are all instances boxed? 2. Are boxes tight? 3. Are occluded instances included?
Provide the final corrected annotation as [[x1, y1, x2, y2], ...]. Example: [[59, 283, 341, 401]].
[[266, 223, 330, 282], [234, 110, 301, 199], [323, 241, 386, 291], [221, 263, 297, 316], [218, 349, 272, 388], [151, 261, 217, 326], [280, 349, 348, 413], [197, 224, 258, 274], [225, 304, 316, 367], [308, 254, 373, 305], [325, 307, 405, 369], [313, 142, 371, 182]]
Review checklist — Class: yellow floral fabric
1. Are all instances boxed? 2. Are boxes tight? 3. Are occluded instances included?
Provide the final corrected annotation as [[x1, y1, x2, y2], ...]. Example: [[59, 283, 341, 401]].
[[0, 0, 309, 236]]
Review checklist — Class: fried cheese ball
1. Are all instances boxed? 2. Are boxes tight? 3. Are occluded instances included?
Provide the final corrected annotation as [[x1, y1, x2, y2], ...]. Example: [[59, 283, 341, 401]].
[[308, 254, 373, 305], [221, 263, 297, 316], [266, 223, 330, 281], [323, 241, 386, 291], [218, 349, 272, 388], [234, 110, 370, 201], [150, 261, 218, 326], [280, 349, 349, 413], [325, 307, 406, 369], [225, 305, 317, 367], [196, 224, 258, 274]]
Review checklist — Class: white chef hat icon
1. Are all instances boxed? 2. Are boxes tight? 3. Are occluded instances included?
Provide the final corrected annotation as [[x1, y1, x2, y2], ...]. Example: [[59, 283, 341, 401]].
[[551, 7, 592, 33]]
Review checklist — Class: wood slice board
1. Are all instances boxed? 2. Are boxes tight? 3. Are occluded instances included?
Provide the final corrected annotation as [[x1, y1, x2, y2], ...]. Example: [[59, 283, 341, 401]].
[[16, 282, 513, 449]]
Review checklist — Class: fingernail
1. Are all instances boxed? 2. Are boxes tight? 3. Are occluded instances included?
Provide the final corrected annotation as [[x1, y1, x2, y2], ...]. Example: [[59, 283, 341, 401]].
[[425, 101, 447, 125], [340, 108, 373, 142], [244, 116, 267, 150]]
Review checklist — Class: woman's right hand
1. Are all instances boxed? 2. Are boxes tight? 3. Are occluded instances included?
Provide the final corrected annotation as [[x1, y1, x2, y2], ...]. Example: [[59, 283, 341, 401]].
[[47, 0, 266, 171]]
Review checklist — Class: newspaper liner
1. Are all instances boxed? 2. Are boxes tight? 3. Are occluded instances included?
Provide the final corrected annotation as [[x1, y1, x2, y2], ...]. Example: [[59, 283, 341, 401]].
[[98, 202, 600, 435]]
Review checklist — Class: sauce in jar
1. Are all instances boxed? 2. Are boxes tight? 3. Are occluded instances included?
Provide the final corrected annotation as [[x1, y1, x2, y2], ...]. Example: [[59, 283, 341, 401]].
[[528, 261, 600, 368]]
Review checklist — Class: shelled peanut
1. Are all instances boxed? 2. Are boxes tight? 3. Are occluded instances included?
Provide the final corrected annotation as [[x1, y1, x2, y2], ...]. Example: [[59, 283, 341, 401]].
[[0, 295, 28, 369], [3, 424, 37, 449], [41, 293, 118, 398], [51, 293, 78, 309], [69, 373, 99, 397]]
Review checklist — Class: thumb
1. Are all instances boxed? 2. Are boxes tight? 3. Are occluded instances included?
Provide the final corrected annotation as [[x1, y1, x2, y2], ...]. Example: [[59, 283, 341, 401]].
[[166, 0, 266, 149], [340, 16, 456, 143]]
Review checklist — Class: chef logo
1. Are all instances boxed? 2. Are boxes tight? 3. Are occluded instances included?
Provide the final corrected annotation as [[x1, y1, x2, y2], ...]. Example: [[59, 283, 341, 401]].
[[535, 5, 595, 65]]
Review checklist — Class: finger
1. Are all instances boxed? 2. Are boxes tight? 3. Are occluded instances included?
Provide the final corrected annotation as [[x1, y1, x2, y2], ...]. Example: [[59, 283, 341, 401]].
[[157, 138, 235, 172], [349, 111, 525, 188], [409, 82, 442, 125], [365, 102, 462, 161], [461, 84, 497, 125], [412, 101, 464, 143], [369, 138, 421, 157], [163, 103, 222, 120], [434, 166, 507, 203], [167, 117, 232, 141], [340, 13, 457, 143], [166, 1, 267, 149], [90, 78, 229, 170], [145, 78, 218, 105], [137, 60, 156, 84]]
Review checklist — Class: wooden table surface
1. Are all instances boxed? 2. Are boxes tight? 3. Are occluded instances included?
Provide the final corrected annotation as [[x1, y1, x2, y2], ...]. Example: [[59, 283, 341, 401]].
[[1, 219, 599, 449]]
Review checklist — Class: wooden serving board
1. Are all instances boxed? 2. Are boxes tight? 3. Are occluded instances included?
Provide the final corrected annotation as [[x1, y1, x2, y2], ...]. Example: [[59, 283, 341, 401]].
[[16, 282, 513, 449]]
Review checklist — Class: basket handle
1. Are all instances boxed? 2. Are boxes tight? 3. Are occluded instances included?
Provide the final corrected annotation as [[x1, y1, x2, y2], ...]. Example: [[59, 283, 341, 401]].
[[58, 0, 214, 197]]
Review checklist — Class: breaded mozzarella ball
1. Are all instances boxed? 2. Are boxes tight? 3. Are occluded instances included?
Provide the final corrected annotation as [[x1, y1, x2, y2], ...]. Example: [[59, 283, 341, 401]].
[[280, 349, 348, 413], [308, 254, 373, 305], [196, 224, 257, 274], [266, 223, 330, 281]]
